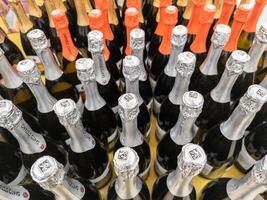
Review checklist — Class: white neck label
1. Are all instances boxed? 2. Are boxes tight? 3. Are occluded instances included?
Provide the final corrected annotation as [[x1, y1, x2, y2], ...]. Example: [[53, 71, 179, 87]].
[[0, 183, 30, 200]]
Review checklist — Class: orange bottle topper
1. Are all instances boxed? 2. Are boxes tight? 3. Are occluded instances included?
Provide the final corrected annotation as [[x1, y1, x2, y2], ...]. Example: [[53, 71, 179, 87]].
[[125, 7, 140, 55], [186, 0, 205, 35], [155, 0, 173, 36], [224, 4, 252, 52], [94, 0, 114, 41], [51, 9, 78, 61], [243, 0, 267, 33], [126, 0, 144, 23], [89, 9, 111, 60], [159, 6, 178, 55], [214, 0, 236, 28], [190, 4, 216, 54]]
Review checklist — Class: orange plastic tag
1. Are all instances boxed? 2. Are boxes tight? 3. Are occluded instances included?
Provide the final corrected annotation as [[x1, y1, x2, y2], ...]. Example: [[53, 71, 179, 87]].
[[89, 9, 111, 60], [125, 8, 139, 55], [243, 0, 267, 33], [159, 6, 178, 55], [224, 4, 251, 52], [187, 0, 205, 35], [190, 4, 216, 53], [52, 10, 78, 61], [155, 0, 173, 36], [214, 0, 236, 29], [126, 0, 144, 23]]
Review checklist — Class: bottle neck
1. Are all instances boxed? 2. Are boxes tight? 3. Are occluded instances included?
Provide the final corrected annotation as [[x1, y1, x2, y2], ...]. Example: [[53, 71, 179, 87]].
[[159, 24, 175, 55], [83, 80, 106, 111], [214, 0, 223, 19], [125, 78, 143, 105], [170, 114, 198, 145], [115, 175, 142, 199], [120, 117, 143, 147], [226, 172, 267, 200], [164, 45, 185, 77], [26, 80, 57, 113], [35, 47, 63, 81], [210, 68, 240, 103], [220, 105, 256, 140], [167, 169, 194, 197], [73, 0, 89, 26], [244, 38, 267, 73], [200, 42, 224, 75], [132, 49, 147, 81], [26, 0, 42, 17], [187, 2, 204, 34], [0, 56, 23, 89], [51, 177, 85, 200], [91, 52, 111, 85], [125, 24, 139, 55], [215, 0, 235, 27], [168, 75, 190, 105], [107, 0, 119, 25], [9, 118, 46, 154], [183, 0, 193, 20], [44, 0, 56, 27]]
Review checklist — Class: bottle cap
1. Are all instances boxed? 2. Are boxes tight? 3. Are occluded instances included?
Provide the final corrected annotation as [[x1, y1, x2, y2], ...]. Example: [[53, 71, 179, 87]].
[[163, 5, 178, 25], [87, 30, 104, 53], [0, 100, 22, 130], [113, 147, 139, 178], [177, 143, 207, 177], [122, 55, 140, 81], [51, 9, 68, 29], [27, 29, 48, 50], [176, 52, 196, 77], [31, 156, 65, 190], [118, 93, 139, 122], [125, 7, 139, 27], [76, 58, 95, 82], [226, 50, 250, 75], [130, 28, 145, 50], [256, 23, 267, 43], [233, 3, 252, 23], [211, 24, 231, 46], [17, 59, 41, 84], [252, 155, 267, 184], [181, 91, 204, 118], [53, 98, 80, 127], [88, 9, 104, 30], [199, 4, 216, 24], [239, 84, 267, 113], [171, 25, 188, 47]]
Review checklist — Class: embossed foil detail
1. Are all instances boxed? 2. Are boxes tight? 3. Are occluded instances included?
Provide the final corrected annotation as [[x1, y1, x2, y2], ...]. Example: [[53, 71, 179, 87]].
[[118, 93, 139, 121], [171, 25, 188, 46], [27, 29, 48, 50], [176, 52, 196, 77], [87, 30, 104, 53], [251, 155, 267, 184], [211, 24, 231, 47], [0, 100, 22, 130], [180, 91, 204, 118], [76, 58, 95, 82], [17, 59, 41, 85], [123, 56, 140, 81], [226, 50, 250, 76], [130, 28, 145, 50], [256, 24, 267, 43]]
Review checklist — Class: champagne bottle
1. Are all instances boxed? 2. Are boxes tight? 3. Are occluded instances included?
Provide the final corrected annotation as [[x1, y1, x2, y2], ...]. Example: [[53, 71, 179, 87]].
[[122, 56, 151, 138], [189, 4, 216, 67], [27, 29, 82, 107], [0, 48, 37, 117], [54, 98, 112, 188], [26, 0, 49, 38], [88, 9, 121, 85], [189, 24, 231, 96], [76, 57, 118, 150], [108, 147, 150, 200], [114, 93, 151, 180], [0, 27, 24, 65], [238, 0, 267, 52], [232, 24, 267, 102], [149, 5, 178, 90], [197, 50, 249, 131], [154, 25, 187, 115], [214, 0, 236, 28], [217, 4, 251, 74], [17, 59, 69, 145], [31, 156, 101, 200], [51, 9, 83, 89], [201, 155, 267, 200], [199, 85, 267, 179], [153, 143, 207, 200], [87, 30, 121, 113], [73, 0, 90, 57], [130, 28, 153, 111], [156, 52, 196, 140], [0, 181, 55, 200], [0, 100, 68, 171], [155, 91, 204, 175], [0, 142, 28, 185]]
